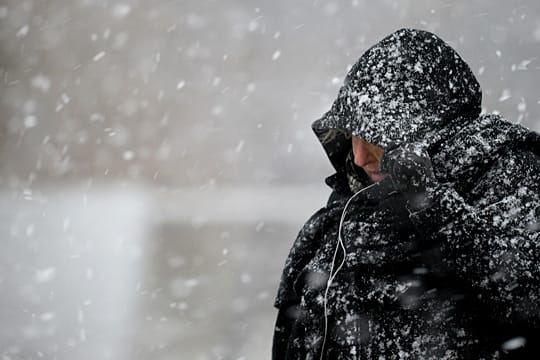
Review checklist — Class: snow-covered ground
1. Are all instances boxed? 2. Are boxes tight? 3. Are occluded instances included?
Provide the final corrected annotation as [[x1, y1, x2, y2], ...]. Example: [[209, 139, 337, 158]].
[[0, 183, 328, 359]]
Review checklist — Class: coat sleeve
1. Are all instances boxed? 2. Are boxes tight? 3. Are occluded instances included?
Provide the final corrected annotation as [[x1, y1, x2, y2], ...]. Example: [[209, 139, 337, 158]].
[[408, 148, 540, 325]]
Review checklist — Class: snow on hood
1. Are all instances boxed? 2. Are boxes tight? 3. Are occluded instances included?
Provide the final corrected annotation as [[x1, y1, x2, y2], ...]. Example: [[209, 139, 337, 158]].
[[312, 28, 482, 174]]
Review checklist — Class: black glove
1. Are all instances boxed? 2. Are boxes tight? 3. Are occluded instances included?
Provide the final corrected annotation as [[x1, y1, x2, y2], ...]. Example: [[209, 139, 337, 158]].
[[380, 143, 437, 211]]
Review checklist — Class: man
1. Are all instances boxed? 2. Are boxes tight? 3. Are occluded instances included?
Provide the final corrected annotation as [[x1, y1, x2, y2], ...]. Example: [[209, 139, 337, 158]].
[[273, 28, 540, 359]]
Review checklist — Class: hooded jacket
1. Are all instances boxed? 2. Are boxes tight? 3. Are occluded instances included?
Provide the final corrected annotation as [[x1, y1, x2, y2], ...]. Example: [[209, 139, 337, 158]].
[[273, 29, 540, 359]]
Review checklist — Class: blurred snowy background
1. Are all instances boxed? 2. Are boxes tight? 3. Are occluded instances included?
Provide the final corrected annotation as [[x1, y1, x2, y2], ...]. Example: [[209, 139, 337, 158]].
[[1, 0, 539, 359]]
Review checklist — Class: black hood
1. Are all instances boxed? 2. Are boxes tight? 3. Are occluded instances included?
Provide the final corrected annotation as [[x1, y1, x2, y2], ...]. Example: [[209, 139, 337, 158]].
[[312, 28, 482, 176]]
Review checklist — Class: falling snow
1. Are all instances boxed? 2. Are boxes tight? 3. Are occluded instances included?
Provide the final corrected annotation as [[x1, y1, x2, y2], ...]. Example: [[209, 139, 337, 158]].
[[1, 2, 540, 360], [112, 4, 131, 19], [93, 51, 106, 62]]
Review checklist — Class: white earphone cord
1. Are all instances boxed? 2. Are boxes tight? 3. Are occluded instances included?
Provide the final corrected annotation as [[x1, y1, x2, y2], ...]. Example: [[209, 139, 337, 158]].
[[319, 183, 378, 360]]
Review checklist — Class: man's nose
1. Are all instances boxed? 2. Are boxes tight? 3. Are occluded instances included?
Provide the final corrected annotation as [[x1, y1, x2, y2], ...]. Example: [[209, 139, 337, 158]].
[[354, 153, 369, 167], [353, 142, 372, 167]]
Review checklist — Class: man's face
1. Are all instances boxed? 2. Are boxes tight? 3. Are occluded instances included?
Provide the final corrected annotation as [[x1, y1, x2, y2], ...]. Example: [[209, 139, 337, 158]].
[[351, 136, 386, 182]]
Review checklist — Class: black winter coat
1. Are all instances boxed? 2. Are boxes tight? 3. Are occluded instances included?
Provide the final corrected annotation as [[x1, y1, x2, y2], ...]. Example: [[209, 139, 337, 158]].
[[273, 29, 540, 359]]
